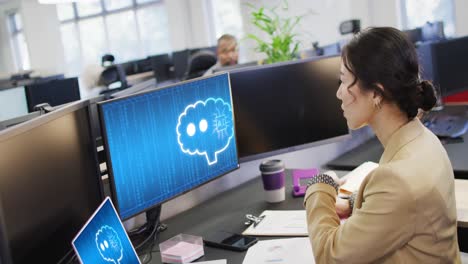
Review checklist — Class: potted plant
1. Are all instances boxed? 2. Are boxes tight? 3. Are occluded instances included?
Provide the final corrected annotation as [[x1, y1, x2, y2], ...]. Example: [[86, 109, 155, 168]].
[[245, 1, 306, 64]]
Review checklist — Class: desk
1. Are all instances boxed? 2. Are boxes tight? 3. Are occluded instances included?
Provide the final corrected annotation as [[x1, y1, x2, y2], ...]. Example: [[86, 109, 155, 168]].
[[456, 179, 468, 228], [327, 106, 468, 178], [126, 71, 154, 86], [145, 170, 468, 263]]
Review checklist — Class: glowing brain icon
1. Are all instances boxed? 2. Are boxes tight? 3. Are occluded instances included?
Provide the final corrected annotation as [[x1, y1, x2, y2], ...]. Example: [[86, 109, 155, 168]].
[[95, 225, 123, 264], [177, 98, 234, 165]]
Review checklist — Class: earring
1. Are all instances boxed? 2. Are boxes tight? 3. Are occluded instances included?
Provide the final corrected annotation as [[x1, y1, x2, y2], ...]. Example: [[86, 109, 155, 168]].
[[374, 101, 382, 110]]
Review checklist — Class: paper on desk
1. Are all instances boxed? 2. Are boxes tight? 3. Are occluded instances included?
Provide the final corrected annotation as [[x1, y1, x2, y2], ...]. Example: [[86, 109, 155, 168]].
[[194, 260, 226, 264], [242, 210, 308, 236], [339, 161, 379, 195], [242, 238, 314, 264]]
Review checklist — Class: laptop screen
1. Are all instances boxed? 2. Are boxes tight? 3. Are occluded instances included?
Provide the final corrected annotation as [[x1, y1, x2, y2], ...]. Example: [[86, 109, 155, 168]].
[[72, 197, 141, 264]]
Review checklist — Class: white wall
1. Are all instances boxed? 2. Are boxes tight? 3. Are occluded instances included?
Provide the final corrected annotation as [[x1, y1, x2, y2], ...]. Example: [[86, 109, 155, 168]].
[[454, 0, 468, 36], [0, 1, 20, 74], [166, 0, 192, 51], [166, 0, 216, 52], [20, 0, 64, 75], [239, 0, 355, 62], [366, 0, 401, 28], [0, 0, 64, 75]]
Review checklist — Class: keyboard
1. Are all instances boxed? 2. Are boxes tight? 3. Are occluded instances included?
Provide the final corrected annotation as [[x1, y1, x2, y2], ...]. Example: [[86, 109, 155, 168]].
[[422, 113, 468, 138]]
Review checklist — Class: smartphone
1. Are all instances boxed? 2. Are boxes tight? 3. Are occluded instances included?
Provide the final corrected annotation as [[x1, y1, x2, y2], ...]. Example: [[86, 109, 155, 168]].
[[203, 231, 258, 251]]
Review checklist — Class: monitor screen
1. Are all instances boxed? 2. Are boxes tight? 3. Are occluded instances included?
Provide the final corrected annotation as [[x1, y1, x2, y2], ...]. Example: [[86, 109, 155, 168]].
[[150, 54, 172, 82], [72, 198, 140, 264], [432, 36, 468, 96], [25, 77, 81, 112], [0, 100, 103, 263], [99, 73, 239, 220], [0, 87, 28, 122], [229, 56, 349, 160], [172, 49, 191, 80]]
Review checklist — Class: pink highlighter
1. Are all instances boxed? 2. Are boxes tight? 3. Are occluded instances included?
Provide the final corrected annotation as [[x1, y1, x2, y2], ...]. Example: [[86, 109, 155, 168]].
[[292, 168, 319, 197]]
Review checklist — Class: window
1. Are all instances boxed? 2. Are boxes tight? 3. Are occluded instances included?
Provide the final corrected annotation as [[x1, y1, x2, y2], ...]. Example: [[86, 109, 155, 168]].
[[57, 0, 171, 76], [7, 12, 31, 71], [401, 0, 455, 37], [210, 0, 244, 40]]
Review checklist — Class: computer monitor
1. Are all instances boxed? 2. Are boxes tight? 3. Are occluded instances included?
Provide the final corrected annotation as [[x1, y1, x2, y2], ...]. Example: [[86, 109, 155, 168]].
[[403, 27, 423, 44], [136, 57, 153, 73], [0, 100, 103, 263], [110, 78, 157, 99], [418, 36, 468, 97], [150, 54, 172, 83], [229, 55, 349, 160], [172, 49, 191, 80], [121, 61, 138, 76], [432, 36, 468, 97], [99, 73, 239, 220], [421, 21, 445, 42], [0, 86, 29, 122], [25, 77, 81, 112]]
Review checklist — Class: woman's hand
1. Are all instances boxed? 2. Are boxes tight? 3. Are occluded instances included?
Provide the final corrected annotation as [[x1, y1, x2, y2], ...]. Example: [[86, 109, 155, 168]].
[[323, 171, 351, 218], [336, 197, 351, 218], [323, 170, 346, 186]]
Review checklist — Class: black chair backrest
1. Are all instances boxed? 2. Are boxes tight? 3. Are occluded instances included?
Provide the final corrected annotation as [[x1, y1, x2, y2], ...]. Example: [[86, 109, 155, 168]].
[[184, 50, 217, 80], [98, 64, 128, 89]]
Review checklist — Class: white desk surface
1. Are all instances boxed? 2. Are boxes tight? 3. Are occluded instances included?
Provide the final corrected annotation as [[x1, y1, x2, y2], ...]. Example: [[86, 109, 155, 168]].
[[455, 179, 468, 227]]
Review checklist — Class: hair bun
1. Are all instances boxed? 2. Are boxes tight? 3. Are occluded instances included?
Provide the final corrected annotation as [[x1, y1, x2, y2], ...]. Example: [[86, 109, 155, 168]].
[[419, 80, 437, 111]]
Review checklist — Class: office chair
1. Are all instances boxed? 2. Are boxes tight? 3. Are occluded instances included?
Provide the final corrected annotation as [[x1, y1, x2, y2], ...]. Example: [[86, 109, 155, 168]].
[[98, 64, 128, 90], [183, 50, 217, 80]]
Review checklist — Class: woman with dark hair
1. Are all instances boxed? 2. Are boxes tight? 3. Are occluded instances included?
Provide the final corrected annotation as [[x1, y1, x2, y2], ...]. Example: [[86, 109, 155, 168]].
[[304, 27, 460, 263]]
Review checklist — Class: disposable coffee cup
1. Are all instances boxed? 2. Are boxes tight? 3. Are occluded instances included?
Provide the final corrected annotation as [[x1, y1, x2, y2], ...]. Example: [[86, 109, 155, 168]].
[[259, 159, 285, 203]]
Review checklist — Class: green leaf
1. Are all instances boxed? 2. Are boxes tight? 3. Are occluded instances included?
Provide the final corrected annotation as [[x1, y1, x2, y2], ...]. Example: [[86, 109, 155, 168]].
[[245, 0, 312, 64]]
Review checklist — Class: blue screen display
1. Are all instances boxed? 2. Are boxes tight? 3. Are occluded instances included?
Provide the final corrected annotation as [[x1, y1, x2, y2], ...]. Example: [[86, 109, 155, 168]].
[[100, 74, 239, 219], [73, 198, 140, 264]]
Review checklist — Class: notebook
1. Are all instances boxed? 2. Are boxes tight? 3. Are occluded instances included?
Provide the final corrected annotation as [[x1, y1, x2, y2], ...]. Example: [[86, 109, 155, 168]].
[[72, 197, 141, 264], [339, 161, 379, 195]]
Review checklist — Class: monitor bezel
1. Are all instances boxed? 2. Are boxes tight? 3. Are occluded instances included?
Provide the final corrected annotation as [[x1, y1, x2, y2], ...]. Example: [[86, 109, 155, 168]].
[[98, 72, 240, 220]]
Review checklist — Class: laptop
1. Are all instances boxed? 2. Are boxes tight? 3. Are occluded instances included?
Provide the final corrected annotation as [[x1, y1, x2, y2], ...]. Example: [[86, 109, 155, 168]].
[[72, 197, 141, 264]]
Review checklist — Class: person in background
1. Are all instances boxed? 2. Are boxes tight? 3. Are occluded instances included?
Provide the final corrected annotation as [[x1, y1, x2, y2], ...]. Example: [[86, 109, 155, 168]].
[[203, 34, 239, 76], [304, 27, 460, 263]]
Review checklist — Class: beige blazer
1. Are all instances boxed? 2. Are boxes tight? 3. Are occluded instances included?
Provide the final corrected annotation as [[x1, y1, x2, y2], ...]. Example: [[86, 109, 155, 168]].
[[304, 118, 460, 263]]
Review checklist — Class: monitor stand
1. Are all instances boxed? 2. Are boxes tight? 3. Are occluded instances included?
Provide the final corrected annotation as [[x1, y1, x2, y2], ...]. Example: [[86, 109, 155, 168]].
[[130, 205, 167, 253], [145, 205, 162, 233]]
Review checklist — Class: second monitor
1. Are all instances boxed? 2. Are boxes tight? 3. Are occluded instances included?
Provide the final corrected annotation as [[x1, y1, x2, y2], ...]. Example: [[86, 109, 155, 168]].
[[229, 55, 348, 160], [99, 73, 239, 220]]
